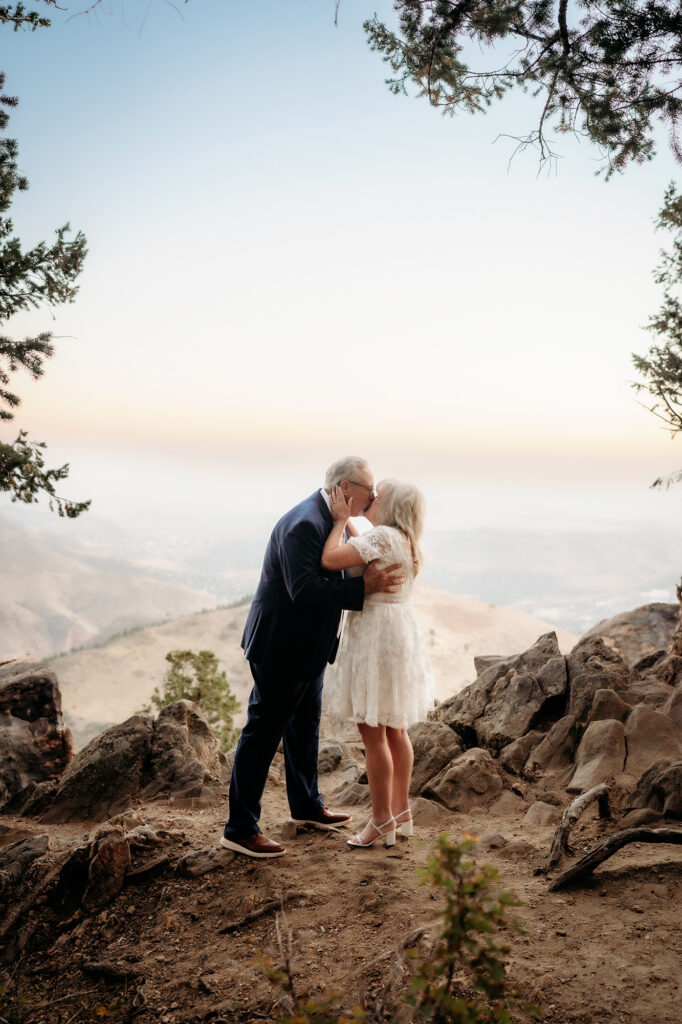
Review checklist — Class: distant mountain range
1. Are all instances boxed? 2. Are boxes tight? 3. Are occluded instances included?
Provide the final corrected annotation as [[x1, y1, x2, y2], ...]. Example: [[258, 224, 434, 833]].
[[2, 511, 680, 661], [0, 516, 221, 660]]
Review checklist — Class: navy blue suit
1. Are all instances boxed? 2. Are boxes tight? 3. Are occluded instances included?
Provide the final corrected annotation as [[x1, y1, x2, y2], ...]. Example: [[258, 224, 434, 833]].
[[224, 491, 365, 838]]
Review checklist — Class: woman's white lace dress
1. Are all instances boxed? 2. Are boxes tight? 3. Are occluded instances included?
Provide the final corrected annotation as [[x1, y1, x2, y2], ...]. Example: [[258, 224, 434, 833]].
[[325, 525, 434, 729]]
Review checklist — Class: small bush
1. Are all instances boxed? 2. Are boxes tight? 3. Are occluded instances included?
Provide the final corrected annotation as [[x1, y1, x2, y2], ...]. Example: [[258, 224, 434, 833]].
[[142, 648, 241, 751]]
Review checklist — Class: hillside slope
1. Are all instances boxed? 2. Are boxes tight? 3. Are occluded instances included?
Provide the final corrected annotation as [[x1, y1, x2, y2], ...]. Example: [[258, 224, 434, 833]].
[[50, 580, 577, 749]]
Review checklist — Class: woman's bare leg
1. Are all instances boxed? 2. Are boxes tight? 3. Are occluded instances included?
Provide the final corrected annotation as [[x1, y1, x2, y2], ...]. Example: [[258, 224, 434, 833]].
[[386, 726, 414, 822], [356, 722, 393, 842]]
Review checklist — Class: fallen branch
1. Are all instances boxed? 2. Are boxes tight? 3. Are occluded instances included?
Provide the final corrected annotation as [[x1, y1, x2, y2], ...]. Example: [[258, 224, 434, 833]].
[[549, 827, 682, 891], [546, 783, 611, 872], [81, 961, 141, 982], [218, 891, 316, 935]]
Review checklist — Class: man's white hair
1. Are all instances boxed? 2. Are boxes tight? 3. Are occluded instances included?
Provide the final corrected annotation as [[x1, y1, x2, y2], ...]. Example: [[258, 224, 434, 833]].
[[324, 456, 369, 490]]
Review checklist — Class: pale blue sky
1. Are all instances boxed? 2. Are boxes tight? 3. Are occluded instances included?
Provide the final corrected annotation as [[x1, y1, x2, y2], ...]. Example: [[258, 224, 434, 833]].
[[2, 0, 682, 531]]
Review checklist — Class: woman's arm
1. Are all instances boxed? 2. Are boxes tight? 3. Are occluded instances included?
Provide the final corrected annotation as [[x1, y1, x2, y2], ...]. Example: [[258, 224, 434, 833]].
[[321, 487, 366, 571]]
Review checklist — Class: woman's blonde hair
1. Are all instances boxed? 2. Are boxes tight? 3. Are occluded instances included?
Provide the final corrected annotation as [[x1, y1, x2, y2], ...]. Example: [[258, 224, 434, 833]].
[[373, 478, 425, 574]]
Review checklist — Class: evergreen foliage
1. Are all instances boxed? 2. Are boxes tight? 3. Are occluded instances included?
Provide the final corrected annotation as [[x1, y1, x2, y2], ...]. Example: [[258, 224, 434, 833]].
[[0, 4, 90, 517], [145, 649, 241, 751], [633, 182, 682, 487], [365, 1, 682, 175]]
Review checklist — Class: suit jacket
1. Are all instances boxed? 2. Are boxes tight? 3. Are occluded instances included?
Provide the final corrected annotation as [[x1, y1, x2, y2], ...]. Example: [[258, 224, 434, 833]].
[[241, 491, 365, 679]]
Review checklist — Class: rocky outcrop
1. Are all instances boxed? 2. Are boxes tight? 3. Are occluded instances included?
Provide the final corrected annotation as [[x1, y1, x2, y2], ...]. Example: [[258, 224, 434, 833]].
[[526, 716, 577, 777], [424, 748, 503, 811], [40, 700, 227, 824], [435, 633, 567, 752], [565, 637, 633, 725], [408, 720, 463, 795], [628, 758, 682, 818], [623, 705, 682, 777], [581, 603, 678, 667], [498, 731, 545, 775], [587, 688, 631, 724], [567, 719, 626, 793], [0, 662, 73, 810]]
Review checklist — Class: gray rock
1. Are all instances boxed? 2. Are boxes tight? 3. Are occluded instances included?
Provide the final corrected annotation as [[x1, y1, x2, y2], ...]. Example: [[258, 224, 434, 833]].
[[622, 679, 674, 711], [42, 715, 154, 823], [141, 700, 226, 807], [566, 637, 633, 725], [627, 758, 682, 818], [619, 807, 664, 828], [410, 796, 454, 826], [425, 748, 503, 812], [567, 719, 626, 793], [477, 832, 507, 850], [662, 688, 682, 730], [587, 688, 631, 724], [0, 834, 49, 894], [523, 801, 561, 826], [435, 633, 567, 753], [526, 716, 576, 776], [334, 782, 371, 806], [317, 742, 345, 774], [0, 663, 73, 810], [408, 721, 463, 795], [177, 847, 235, 877], [2, 780, 58, 817], [488, 791, 527, 817], [581, 603, 678, 668], [41, 700, 227, 823], [499, 731, 545, 775], [624, 705, 682, 777]]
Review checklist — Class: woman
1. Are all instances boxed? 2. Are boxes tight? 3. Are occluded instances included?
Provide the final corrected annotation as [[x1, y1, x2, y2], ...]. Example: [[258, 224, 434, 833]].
[[321, 479, 434, 848]]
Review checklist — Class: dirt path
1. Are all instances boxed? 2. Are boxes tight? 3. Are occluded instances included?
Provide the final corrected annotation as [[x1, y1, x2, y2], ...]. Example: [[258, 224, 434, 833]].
[[3, 759, 681, 1024]]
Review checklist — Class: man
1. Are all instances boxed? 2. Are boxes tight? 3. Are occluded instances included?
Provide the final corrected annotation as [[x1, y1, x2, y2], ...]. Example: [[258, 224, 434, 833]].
[[220, 456, 404, 859]]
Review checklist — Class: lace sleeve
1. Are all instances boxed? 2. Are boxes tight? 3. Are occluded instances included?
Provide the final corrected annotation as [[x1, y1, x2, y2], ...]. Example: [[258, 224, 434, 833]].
[[348, 526, 395, 564]]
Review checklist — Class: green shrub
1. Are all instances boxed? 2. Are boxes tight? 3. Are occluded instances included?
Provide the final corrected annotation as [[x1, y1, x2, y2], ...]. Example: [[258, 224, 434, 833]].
[[142, 648, 241, 752]]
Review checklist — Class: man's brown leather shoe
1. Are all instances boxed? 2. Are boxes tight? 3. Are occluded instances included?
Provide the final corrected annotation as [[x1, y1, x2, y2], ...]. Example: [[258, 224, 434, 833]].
[[291, 807, 351, 830], [220, 832, 285, 859]]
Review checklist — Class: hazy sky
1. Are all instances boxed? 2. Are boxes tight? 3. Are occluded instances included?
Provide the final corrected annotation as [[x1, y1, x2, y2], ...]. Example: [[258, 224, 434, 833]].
[[3, 0, 682, 532]]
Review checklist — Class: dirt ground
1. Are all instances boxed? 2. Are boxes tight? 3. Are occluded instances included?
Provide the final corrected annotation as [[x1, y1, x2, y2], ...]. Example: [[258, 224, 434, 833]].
[[2, 749, 681, 1024]]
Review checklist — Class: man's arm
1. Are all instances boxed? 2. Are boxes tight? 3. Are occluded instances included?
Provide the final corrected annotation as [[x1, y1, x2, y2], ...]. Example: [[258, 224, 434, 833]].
[[278, 520, 365, 611]]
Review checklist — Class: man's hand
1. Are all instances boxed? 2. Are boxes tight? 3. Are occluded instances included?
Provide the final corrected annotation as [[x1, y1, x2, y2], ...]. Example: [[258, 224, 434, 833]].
[[364, 560, 405, 595]]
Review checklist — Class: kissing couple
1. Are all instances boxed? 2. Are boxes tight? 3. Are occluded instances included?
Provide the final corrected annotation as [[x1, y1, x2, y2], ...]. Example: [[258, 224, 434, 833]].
[[220, 456, 434, 858]]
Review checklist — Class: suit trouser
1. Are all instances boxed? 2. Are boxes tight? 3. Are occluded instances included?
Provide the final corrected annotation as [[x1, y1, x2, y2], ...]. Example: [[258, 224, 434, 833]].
[[223, 661, 325, 838]]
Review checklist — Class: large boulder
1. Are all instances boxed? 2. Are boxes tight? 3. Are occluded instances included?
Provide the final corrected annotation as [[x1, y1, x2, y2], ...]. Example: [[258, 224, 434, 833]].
[[525, 716, 577, 777], [140, 700, 227, 807], [425, 748, 503, 811], [41, 700, 227, 823], [0, 662, 73, 810], [498, 730, 545, 775], [587, 688, 631, 725], [624, 705, 682, 777], [627, 758, 682, 818], [567, 719, 626, 793], [408, 721, 463, 795], [435, 633, 567, 753], [662, 688, 682, 730], [566, 637, 633, 725], [580, 603, 678, 668]]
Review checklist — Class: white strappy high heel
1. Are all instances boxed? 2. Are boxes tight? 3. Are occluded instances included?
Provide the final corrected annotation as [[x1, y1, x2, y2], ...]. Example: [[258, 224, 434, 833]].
[[394, 809, 413, 837], [347, 817, 396, 848]]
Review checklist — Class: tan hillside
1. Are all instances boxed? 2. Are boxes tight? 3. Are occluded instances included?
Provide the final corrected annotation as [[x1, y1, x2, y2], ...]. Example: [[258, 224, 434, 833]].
[[49, 581, 577, 750]]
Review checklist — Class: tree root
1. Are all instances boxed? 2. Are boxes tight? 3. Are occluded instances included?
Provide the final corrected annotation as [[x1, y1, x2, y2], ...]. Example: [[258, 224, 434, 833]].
[[546, 782, 611, 872], [549, 827, 682, 890]]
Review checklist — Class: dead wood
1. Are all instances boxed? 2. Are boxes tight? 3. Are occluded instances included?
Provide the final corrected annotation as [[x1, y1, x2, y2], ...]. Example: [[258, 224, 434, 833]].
[[546, 783, 611, 872], [217, 890, 316, 934], [81, 960, 141, 982], [549, 827, 682, 890]]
